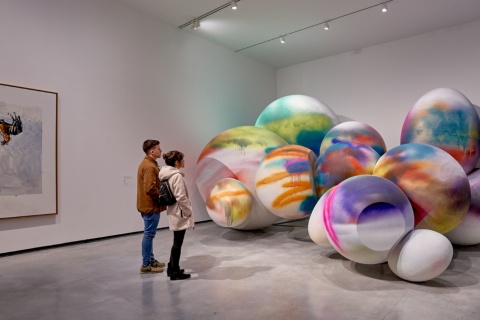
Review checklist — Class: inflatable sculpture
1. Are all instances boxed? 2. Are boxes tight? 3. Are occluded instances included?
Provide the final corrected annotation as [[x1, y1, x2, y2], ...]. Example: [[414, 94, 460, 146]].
[[195, 88, 479, 282]]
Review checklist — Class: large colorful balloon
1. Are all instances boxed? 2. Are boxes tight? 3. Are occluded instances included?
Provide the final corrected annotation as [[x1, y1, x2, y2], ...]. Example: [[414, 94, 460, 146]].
[[315, 141, 380, 196], [323, 175, 414, 264], [373, 143, 470, 234], [401, 88, 480, 174], [388, 229, 453, 282], [320, 121, 386, 156], [255, 145, 317, 220], [444, 169, 480, 245], [255, 95, 339, 156]]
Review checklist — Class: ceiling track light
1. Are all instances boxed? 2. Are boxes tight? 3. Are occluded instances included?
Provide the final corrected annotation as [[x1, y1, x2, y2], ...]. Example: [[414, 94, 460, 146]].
[[236, 0, 394, 53], [191, 19, 200, 30], [178, 0, 243, 29]]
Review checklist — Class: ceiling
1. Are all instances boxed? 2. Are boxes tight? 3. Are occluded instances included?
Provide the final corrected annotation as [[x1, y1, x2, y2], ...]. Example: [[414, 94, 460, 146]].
[[113, 0, 480, 69]]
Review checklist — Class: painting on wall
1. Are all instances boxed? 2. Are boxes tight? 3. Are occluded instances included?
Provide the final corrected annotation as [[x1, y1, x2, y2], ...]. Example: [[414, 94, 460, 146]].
[[0, 83, 57, 219]]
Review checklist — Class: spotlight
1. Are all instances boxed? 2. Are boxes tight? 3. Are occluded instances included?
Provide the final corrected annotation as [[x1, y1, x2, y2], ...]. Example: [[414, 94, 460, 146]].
[[324, 22, 329, 30], [231, 0, 238, 10], [191, 19, 200, 30], [280, 36, 285, 44], [381, 3, 388, 12]]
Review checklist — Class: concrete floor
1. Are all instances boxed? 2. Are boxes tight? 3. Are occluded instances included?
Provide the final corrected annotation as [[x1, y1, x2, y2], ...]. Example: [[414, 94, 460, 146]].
[[1, 219, 480, 320]]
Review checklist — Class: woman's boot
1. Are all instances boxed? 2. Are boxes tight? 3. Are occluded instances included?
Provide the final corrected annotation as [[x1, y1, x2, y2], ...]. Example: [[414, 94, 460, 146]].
[[169, 265, 191, 280], [167, 262, 185, 277]]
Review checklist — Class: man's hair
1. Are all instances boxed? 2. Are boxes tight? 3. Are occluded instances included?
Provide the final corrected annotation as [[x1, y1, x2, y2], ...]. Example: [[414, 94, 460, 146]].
[[142, 140, 160, 153], [163, 150, 184, 166]]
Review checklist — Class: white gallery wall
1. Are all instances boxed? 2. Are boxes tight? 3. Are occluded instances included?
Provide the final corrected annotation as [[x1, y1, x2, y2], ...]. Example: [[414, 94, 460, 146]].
[[277, 19, 480, 150], [0, 0, 276, 254]]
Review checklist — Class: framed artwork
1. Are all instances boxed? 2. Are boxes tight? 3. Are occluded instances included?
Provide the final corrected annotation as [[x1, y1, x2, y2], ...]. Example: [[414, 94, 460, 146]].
[[0, 83, 57, 219]]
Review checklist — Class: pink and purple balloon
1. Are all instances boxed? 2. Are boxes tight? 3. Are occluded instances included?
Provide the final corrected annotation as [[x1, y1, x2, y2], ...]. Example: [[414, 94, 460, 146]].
[[308, 187, 335, 247], [323, 175, 414, 264]]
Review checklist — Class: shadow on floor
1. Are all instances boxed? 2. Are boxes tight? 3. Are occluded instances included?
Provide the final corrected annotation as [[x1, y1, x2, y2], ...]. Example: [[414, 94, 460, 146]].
[[183, 254, 272, 280]]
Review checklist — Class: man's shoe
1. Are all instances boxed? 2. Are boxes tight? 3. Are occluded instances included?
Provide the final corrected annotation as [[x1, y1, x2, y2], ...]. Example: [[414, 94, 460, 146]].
[[151, 260, 166, 268], [140, 264, 164, 273]]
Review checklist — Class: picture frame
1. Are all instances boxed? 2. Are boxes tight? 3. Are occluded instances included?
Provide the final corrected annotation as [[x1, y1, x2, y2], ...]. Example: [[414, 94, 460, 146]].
[[0, 83, 57, 219]]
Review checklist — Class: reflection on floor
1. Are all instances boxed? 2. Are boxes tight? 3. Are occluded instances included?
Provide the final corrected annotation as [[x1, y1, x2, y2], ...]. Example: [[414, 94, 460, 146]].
[[1, 220, 480, 320]]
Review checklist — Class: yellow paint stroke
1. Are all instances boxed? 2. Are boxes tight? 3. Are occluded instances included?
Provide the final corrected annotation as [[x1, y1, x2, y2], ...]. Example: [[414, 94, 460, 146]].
[[273, 181, 312, 208], [256, 171, 291, 186], [266, 147, 308, 159], [210, 189, 250, 201]]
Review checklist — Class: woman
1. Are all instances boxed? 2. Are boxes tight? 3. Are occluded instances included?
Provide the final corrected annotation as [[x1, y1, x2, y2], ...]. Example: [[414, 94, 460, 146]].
[[159, 150, 194, 280]]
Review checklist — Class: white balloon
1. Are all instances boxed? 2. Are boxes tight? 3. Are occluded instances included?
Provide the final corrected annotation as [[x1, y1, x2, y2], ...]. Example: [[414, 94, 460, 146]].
[[388, 229, 453, 282]]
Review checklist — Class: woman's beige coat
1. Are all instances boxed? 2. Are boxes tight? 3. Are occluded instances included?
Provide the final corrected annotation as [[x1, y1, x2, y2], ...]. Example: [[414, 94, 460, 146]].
[[159, 166, 194, 231]]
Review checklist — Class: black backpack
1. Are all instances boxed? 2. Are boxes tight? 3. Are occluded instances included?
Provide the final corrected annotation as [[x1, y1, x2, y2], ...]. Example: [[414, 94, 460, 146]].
[[158, 176, 177, 206]]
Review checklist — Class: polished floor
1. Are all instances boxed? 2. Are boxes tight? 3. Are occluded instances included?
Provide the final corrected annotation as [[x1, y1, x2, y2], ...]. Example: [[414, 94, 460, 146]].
[[1, 220, 480, 320]]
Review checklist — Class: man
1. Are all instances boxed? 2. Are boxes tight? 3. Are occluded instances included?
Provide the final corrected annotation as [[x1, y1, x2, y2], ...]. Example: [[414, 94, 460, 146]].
[[137, 139, 166, 273]]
